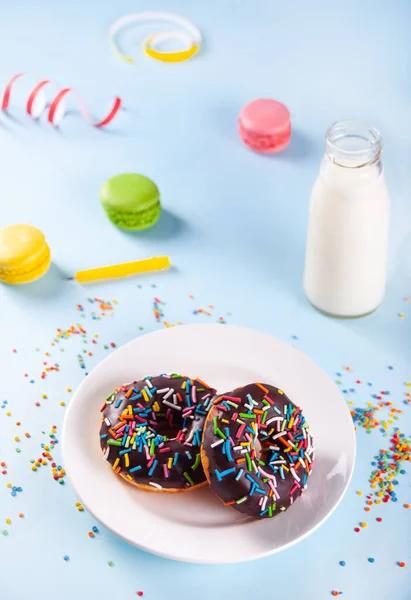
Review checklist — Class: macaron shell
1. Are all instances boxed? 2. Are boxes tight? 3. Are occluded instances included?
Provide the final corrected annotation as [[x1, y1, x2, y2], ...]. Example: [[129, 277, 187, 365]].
[[104, 200, 161, 231], [100, 173, 160, 212], [239, 99, 290, 134], [0, 224, 47, 267]]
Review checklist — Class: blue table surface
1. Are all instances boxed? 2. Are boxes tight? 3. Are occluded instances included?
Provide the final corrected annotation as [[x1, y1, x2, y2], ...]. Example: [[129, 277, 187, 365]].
[[0, 0, 410, 598]]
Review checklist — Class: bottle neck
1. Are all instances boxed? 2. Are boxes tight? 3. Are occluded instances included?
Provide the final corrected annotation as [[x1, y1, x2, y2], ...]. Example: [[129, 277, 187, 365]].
[[325, 120, 382, 169]]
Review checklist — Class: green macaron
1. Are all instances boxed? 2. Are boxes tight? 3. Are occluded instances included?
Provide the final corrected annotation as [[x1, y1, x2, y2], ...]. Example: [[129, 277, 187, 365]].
[[100, 173, 161, 231]]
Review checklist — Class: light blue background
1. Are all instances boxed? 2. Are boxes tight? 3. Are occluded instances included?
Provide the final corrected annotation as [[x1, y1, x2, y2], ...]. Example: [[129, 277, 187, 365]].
[[0, 1, 410, 598]]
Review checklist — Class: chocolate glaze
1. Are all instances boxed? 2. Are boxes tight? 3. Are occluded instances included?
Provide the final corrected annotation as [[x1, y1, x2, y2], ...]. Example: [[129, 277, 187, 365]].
[[100, 374, 216, 490], [202, 383, 314, 518]]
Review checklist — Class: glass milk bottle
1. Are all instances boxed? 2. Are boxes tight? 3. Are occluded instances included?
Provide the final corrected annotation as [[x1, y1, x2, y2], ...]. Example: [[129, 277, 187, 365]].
[[304, 120, 390, 317]]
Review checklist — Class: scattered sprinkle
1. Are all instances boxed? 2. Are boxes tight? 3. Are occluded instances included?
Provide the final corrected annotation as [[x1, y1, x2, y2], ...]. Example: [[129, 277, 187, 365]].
[[152, 297, 166, 323], [2, 293, 409, 591]]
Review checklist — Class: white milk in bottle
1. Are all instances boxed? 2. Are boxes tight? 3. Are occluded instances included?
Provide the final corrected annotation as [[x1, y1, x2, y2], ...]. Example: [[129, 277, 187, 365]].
[[304, 120, 390, 317]]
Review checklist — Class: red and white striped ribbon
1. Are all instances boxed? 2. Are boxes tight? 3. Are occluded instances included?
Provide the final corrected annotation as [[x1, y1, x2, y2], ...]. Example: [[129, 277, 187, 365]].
[[1, 73, 121, 127]]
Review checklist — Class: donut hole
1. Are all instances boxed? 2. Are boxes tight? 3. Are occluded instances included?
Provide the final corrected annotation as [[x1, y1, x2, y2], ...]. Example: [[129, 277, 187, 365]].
[[155, 421, 181, 440]]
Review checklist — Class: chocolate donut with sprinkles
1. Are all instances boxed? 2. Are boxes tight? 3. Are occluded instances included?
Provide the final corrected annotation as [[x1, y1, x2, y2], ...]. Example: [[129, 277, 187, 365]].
[[100, 374, 216, 492], [201, 382, 314, 518]]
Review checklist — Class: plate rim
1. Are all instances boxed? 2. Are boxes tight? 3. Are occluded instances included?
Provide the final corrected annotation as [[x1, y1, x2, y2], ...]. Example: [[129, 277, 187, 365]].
[[62, 323, 356, 564]]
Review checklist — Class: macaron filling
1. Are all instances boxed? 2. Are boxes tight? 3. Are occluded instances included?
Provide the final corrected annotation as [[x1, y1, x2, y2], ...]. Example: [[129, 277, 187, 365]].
[[0, 244, 51, 284], [238, 121, 291, 152], [103, 200, 161, 230]]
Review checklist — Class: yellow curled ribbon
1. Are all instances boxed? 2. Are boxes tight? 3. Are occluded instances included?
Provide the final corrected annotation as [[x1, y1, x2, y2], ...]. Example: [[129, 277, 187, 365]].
[[109, 12, 202, 64]]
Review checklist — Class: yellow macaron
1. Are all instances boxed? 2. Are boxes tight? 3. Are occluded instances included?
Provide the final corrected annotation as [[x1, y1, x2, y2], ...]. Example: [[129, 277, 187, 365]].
[[0, 224, 51, 284]]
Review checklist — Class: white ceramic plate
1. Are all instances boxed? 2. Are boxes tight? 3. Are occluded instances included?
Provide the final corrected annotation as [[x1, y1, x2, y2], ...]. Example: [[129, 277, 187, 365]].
[[62, 324, 355, 564]]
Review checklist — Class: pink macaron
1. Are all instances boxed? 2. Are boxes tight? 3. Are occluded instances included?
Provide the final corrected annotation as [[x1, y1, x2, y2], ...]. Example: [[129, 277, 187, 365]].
[[238, 98, 291, 153]]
